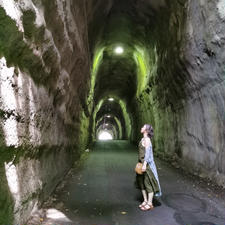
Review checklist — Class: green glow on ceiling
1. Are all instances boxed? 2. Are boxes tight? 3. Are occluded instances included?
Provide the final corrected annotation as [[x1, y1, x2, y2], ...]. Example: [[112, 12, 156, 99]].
[[87, 46, 105, 107], [118, 99, 131, 139], [133, 46, 150, 97]]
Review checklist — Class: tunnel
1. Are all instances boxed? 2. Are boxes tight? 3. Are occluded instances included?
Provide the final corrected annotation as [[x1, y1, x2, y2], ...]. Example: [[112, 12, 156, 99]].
[[0, 0, 225, 224]]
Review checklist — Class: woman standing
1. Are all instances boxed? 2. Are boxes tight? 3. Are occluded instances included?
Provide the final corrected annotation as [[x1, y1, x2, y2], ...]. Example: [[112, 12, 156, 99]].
[[136, 124, 162, 211]]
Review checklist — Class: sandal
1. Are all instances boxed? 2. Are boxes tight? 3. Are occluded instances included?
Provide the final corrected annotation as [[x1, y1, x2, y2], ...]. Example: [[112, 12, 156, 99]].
[[139, 201, 147, 208], [140, 204, 154, 211]]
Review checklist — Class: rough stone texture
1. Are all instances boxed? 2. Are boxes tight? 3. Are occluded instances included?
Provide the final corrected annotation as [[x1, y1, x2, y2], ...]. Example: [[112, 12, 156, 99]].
[[0, 0, 91, 224], [87, 0, 225, 187], [1, 0, 225, 223], [132, 0, 225, 187]]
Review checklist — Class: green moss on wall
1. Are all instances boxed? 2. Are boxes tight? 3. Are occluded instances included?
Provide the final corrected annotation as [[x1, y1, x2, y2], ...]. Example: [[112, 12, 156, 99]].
[[88, 46, 105, 108], [118, 99, 131, 139], [133, 45, 150, 97], [23, 10, 36, 39], [0, 7, 48, 85], [0, 144, 17, 224], [114, 116, 122, 139], [78, 111, 90, 151], [0, 165, 14, 225], [22, 9, 45, 44]]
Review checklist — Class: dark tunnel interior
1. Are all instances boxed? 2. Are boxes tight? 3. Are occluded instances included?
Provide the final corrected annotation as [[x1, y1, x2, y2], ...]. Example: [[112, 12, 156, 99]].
[[0, 0, 225, 223]]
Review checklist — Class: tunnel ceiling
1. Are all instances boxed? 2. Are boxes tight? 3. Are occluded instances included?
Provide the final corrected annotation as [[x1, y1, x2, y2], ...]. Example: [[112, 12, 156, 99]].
[[87, 0, 167, 105], [94, 51, 137, 102], [87, 0, 169, 135], [87, 0, 166, 50]]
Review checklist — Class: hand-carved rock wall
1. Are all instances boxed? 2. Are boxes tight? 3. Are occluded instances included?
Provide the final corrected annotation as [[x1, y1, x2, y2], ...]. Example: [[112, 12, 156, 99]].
[[133, 0, 225, 187], [0, 0, 90, 224], [1, 0, 225, 223]]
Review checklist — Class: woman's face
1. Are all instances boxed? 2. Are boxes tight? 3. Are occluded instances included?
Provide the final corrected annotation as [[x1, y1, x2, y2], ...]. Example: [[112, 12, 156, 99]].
[[141, 125, 146, 133]]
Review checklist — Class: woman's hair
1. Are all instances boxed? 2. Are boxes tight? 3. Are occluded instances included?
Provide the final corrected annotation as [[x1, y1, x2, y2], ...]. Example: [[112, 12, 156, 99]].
[[145, 124, 154, 139]]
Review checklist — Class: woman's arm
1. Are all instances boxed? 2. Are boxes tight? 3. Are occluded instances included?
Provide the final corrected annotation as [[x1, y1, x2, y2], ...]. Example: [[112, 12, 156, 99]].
[[142, 138, 153, 172], [144, 143, 153, 163]]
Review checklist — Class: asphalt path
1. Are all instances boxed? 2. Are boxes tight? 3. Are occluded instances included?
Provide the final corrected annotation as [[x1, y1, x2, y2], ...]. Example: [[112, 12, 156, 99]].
[[28, 140, 225, 225]]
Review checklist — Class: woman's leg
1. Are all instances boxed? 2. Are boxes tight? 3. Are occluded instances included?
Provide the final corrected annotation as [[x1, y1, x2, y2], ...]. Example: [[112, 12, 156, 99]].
[[142, 169, 154, 208], [139, 190, 148, 207], [142, 190, 148, 202], [140, 192, 154, 210], [136, 174, 147, 207], [147, 192, 154, 207]]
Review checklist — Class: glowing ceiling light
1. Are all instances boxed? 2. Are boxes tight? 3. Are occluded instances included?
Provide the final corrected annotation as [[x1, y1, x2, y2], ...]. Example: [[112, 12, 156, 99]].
[[114, 46, 124, 54], [108, 97, 114, 101], [98, 131, 113, 140]]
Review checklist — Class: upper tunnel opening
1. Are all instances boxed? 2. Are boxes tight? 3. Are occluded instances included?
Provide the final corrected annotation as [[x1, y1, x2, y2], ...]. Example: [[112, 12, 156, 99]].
[[93, 47, 137, 103], [87, 0, 178, 108]]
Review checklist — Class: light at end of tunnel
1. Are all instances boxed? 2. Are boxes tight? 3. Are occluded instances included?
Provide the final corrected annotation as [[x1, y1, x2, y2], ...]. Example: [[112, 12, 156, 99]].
[[107, 115, 111, 118], [108, 97, 114, 101], [114, 46, 124, 55], [98, 131, 113, 140]]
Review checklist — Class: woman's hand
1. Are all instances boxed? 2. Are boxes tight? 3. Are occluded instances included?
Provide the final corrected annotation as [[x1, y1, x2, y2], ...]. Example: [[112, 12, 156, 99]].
[[142, 164, 146, 172], [142, 161, 147, 172]]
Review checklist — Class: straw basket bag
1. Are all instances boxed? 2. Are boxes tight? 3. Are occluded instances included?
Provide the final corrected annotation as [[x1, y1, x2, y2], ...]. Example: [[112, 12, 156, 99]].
[[135, 162, 143, 175]]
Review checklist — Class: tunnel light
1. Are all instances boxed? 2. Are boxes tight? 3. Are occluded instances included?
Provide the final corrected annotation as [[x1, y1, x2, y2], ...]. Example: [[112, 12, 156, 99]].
[[98, 131, 113, 140], [114, 46, 124, 55], [107, 115, 111, 118], [108, 97, 114, 101]]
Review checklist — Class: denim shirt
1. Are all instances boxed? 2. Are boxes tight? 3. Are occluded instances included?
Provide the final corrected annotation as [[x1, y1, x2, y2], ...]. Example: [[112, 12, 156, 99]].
[[143, 140, 162, 197]]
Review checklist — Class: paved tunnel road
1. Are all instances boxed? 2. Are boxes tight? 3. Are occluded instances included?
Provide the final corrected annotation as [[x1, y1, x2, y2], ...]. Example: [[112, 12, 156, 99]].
[[29, 141, 225, 225]]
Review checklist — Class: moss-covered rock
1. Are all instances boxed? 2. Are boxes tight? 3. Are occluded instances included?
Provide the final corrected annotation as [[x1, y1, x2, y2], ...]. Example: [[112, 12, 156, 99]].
[[0, 7, 48, 84], [0, 0, 91, 223]]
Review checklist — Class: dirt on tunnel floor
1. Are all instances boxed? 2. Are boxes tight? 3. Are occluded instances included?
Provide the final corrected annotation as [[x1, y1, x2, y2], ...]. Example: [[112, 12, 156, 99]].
[[27, 141, 225, 225]]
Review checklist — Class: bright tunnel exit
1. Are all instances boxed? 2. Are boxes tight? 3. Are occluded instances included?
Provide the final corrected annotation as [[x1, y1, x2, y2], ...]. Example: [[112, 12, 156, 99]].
[[98, 131, 113, 140]]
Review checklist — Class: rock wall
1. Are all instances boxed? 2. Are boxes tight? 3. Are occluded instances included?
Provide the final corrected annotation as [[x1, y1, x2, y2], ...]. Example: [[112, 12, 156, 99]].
[[132, 0, 225, 187], [0, 0, 90, 224]]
